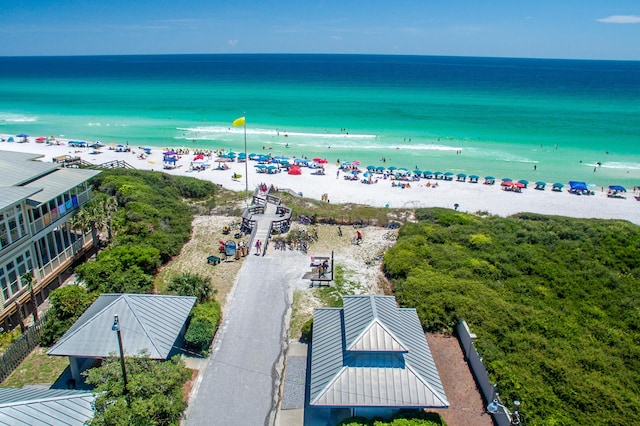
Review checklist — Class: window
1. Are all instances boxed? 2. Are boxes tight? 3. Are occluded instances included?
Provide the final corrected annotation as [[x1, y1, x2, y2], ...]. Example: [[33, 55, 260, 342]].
[[0, 269, 8, 301]]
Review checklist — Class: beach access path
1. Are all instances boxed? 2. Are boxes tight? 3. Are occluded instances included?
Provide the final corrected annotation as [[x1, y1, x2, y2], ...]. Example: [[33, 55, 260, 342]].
[[184, 212, 309, 426]]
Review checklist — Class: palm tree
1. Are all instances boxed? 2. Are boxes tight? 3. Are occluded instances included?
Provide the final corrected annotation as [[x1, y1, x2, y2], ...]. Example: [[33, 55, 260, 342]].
[[20, 272, 38, 322], [168, 273, 215, 303]]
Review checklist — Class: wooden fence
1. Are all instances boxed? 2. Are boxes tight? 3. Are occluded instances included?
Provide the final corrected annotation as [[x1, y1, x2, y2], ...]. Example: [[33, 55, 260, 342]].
[[0, 311, 50, 383]]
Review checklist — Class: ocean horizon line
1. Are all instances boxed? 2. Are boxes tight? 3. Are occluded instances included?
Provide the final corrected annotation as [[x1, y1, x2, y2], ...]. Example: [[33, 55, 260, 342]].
[[1, 52, 639, 63]]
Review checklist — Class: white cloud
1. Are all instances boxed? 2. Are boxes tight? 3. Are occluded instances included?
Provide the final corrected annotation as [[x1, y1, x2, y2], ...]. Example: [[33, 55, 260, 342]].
[[597, 15, 640, 24]]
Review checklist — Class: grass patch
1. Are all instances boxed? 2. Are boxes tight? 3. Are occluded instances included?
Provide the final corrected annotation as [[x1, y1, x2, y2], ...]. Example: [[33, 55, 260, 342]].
[[2, 347, 69, 388], [313, 264, 363, 307]]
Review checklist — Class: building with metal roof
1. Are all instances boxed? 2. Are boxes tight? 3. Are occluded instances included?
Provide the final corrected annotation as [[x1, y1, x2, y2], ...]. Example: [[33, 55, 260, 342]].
[[48, 293, 197, 383], [308, 295, 448, 423], [0, 151, 100, 331], [0, 387, 95, 426]]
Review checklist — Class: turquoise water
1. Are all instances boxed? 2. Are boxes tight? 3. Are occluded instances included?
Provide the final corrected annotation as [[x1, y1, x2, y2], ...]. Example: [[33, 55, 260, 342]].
[[0, 54, 639, 187]]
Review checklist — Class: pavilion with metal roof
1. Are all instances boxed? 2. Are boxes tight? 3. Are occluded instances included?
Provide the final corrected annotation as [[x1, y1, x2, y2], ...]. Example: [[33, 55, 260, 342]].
[[48, 293, 197, 383], [0, 388, 95, 426], [308, 295, 448, 422]]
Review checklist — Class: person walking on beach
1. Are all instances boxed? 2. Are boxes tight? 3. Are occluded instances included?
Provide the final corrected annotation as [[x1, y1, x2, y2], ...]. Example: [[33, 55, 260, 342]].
[[355, 230, 363, 245]]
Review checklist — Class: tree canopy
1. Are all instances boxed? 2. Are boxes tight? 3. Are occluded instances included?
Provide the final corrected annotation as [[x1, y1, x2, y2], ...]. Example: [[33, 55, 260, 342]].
[[84, 353, 191, 426], [384, 209, 640, 425]]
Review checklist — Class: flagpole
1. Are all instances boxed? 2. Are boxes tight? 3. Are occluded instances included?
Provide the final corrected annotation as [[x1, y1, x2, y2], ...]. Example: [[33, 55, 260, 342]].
[[243, 118, 248, 206]]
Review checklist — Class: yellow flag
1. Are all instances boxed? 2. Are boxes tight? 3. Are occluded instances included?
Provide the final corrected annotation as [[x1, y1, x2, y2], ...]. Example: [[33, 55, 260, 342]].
[[232, 116, 245, 127]]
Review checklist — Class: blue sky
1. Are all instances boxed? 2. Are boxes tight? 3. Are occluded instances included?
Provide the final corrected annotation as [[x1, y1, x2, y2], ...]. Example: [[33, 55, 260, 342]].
[[1, 0, 639, 59]]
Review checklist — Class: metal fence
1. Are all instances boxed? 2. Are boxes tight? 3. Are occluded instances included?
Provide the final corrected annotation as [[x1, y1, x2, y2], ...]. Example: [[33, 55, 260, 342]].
[[456, 320, 512, 426], [0, 311, 50, 383]]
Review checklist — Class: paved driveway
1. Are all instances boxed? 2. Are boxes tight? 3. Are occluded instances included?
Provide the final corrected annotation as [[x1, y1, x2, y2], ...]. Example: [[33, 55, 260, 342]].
[[185, 250, 308, 426]]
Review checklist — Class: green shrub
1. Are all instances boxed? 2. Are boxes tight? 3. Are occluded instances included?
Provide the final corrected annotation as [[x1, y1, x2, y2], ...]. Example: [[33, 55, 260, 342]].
[[40, 286, 93, 346], [184, 300, 221, 353], [384, 210, 640, 425], [300, 318, 313, 342]]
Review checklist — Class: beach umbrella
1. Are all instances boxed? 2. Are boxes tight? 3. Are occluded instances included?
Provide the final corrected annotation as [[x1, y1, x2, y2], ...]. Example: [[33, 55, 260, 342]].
[[456, 173, 467, 178], [501, 177, 512, 182], [363, 172, 373, 178], [353, 160, 361, 165], [444, 171, 454, 176], [502, 181, 514, 187], [609, 185, 626, 192], [518, 179, 529, 185], [485, 176, 495, 180], [17, 133, 28, 138], [553, 182, 564, 187], [376, 166, 385, 172], [255, 164, 267, 169], [434, 171, 443, 175], [514, 182, 526, 188], [366, 165, 376, 170], [35, 136, 47, 142], [413, 169, 422, 175], [387, 166, 397, 171], [288, 165, 302, 175], [469, 175, 479, 179]]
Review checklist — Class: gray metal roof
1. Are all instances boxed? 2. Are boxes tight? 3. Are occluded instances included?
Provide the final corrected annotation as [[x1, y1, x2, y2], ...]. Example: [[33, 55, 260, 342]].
[[0, 151, 58, 186], [0, 388, 95, 426], [23, 168, 101, 205], [0, 187, 42, 210], [48, 293, 197, 359], [309, 295, 449, 408]]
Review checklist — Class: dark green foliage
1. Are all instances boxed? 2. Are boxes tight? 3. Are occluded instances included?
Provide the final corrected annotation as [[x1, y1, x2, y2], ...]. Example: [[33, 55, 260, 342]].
[[75, 169, 212, 294], [338, 410, 446, 425], [184, 318, 215, 352], [184, 300, 221, 353], [40, 286, 94, 346], [84, 353, 191, 426], [90, 169, 211, 262], [75, 246, 159, 293], [168, 273, 215, 303], [384, 209, 640, 425], [300, 318, 313, 342]]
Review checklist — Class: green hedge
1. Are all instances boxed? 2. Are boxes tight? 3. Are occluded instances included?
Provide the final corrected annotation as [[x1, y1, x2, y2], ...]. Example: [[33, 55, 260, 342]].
[[184, 300, 222, 354]]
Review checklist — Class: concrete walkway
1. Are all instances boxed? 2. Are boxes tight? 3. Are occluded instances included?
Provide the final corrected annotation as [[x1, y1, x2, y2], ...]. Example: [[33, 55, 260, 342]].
[[185, 203, 307, 426]]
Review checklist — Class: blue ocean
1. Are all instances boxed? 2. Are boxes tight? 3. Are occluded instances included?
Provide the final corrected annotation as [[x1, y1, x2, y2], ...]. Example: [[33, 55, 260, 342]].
[[0, 54, 639, 187]]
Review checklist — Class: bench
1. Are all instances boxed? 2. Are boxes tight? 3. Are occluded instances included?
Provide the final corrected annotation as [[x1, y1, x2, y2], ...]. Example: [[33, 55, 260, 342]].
[[207, 255, 221, 265]]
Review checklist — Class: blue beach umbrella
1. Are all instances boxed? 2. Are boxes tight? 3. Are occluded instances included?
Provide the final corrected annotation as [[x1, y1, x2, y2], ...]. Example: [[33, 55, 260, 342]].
[[518, 179, 529, 185], [502, 177, 512, 182], [485, 176, 495, 180], [609, 185, 626, 192], [387, 166, 397, 171], [375, 166, 385, 172], [469, 175, 479, 180], [366, 165, 376, 170], [413, 169, 422, 175]]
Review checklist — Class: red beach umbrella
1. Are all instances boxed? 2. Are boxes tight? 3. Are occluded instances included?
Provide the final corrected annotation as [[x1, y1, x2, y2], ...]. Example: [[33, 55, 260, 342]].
[[288, 165, 302, 175]]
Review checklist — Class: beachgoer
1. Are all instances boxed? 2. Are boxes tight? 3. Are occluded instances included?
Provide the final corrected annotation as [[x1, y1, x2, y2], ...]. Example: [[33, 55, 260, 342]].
[[338, 226, 342, 237], [356, 230, 362, 244], [255, 239, 261, 254], [533, 165, 537, 171], [454, 203, 459, 211], [320, 259, 329, 277]]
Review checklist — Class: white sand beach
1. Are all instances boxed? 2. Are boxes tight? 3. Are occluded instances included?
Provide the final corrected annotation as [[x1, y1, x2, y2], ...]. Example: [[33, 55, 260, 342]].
[[2, 135, 639, 225]]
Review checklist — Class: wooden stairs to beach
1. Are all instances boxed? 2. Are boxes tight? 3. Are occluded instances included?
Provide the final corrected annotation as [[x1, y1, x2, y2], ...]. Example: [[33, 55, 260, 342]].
[[83, 159, 136, 170]]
